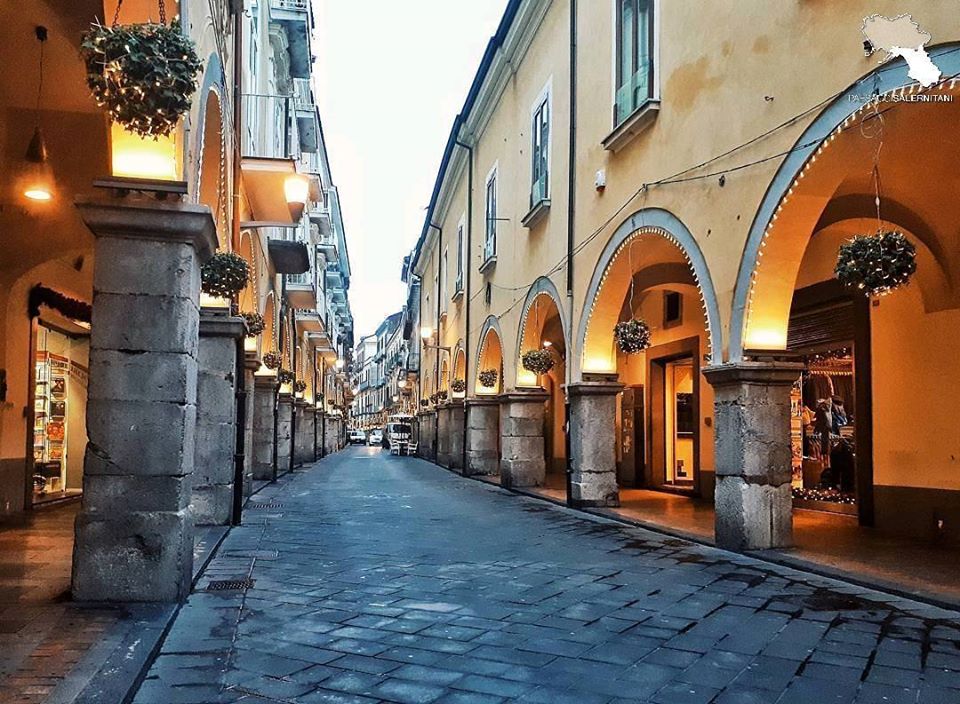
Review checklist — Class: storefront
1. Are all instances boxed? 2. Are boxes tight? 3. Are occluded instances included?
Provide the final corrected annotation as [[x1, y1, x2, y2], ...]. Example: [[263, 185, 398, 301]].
[[31, 322, 89, 506]]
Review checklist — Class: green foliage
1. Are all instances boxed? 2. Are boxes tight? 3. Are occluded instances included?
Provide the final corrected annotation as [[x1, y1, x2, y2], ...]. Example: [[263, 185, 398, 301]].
[[522, 349, 555, 375], [261, 352, 281, 370], [451, 379, 467, 393], [278, 369, 294, 385], [614, 318, 652, 355], [201, 253, 250, 299], [242, 312, 265, 337], [80, 20, 202, 138], [478, 369, 499, 389], [835, 230, 917, 296]]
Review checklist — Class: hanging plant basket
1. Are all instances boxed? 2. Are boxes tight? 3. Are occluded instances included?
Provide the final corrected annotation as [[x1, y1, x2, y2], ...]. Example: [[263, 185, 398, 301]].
[[278, 369, 294, 385], [201, 253, 250, 299], [614, 319, 652, 355], [80, 15, 202, 139], [451, 379, 466, 394], [294, 380, 307, 394], [429, 393, 439, 404], [261, 352, 281, 370], [478, 369, 498, 389], [835, 230, 916, 297], [522, 349, 555, 376], [241, 312, 265, 337], [419, 399, 429, 408], [438, 390, 448, 402]]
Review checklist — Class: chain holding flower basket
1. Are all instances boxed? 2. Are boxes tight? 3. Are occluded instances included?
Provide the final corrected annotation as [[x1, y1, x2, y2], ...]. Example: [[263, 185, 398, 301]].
[[242, 311, 265, 337], [451, 379, 466, 394], [201, 252, 250, 299], [80, 0, 202, 138], [835, 229, 916, 297], [614, 319, 652, 355], [261, 352, 280, 370], [522, 349, 555, 376], [278, 369, 294, 385], [478, 369, 498, 389]]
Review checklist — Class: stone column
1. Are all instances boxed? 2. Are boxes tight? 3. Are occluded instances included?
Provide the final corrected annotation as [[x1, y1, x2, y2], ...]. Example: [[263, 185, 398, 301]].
[[302, 405, 315, 464], [436, 404, 451, 467], [293, 399, 308, 465], [71, 193, 216, 602], [191, 312, 245, 526], [418, 411, 436, 461], [499, 390, 549, 489], [251, 375, 277, 481], [276, 393, 293, 474], [566, 381, 623, 508], [242, 353, 259, 495], [446, 399, 465, 471], [703, 362, 804, 551], [464, 398, 499, 477]]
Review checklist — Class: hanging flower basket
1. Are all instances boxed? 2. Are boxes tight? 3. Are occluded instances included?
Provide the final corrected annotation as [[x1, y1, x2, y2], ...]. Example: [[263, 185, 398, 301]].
[[241, 312, 265, 337], [614, 319, 652, 355], [80, 17, 202, 138], [429, 393, 439, 404], [478, 369, 498, 389], [278, 369, 294, 385], [451, 379, 466, 394], [201, 253, 249, 299], [294, 380, 307, 394], [261, 352, 281, 370], [522, 349, 555, 376], [835, 230, 917, 297], [439, 390, 448, 402], [419, 399, 429, 408]]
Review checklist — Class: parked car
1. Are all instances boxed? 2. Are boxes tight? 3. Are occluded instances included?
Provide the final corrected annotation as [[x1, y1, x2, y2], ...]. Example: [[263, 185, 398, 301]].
[[367, 430, 383, 446], [348, 429, 366, 445]]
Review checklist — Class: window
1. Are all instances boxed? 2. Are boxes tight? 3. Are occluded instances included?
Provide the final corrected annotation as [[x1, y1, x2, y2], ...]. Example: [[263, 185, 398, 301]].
[[440, 249, 448, 312], [484, 168, 497, 263], [455, 219, 464, 294], [664, 290, 682, 327], [531, 95, 550, 208], [615, 0, 655, 126]]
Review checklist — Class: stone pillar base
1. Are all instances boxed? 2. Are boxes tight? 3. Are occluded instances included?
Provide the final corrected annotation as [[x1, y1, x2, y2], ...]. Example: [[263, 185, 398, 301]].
[[242, 353, 259, 496], [441, 400, 465, 470], [499, 391, 549, 489], [417, 411, 436, 462], [566, 381, 623, 508], [704, 362, 804, 551], [252, 375, 278, 481], [276, 394, 293, 473], [464, 398, 499, 477]]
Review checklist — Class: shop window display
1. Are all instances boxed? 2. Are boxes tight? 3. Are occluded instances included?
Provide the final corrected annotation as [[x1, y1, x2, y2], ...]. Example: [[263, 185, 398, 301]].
[[32, 325, 88, 504]]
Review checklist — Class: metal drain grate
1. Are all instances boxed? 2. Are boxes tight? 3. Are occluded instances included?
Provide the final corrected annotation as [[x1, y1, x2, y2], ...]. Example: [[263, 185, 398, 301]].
[[247, 502, 283, 510], [206, 578, 256, 591]]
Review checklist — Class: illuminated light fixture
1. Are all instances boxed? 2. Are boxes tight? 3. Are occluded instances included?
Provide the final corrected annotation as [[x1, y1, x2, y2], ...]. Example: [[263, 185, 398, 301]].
[[334, 358, 344, 371], [542, 340, 553, 348], [285, 174, 309, 221], [398, 379, 407, 389], [110, 123, 179, 180], [420, 326, 433, 340], [23, 26, 54, 202]]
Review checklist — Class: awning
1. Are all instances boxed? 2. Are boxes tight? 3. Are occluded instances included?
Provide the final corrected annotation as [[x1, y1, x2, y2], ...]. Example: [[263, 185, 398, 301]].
[[268, 240, 310, 274], [240, 157, 299, 227]]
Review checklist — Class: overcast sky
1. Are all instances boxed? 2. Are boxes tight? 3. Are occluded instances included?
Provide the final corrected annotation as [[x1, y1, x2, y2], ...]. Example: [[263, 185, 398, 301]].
[[313, 0, 508, 340]]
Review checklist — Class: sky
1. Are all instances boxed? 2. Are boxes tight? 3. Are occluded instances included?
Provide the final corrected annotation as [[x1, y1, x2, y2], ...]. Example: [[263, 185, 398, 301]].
[[312, 0, 509, 341]]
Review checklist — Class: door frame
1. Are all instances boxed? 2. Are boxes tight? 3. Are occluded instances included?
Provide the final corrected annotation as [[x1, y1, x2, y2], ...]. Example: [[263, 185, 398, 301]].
[[645, 336, 701, 497]]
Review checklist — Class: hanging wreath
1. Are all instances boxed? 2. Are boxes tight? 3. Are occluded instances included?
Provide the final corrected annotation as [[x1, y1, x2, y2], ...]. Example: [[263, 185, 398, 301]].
[[451, 379, 466, 394], [835, 230, 916, 297], [614, 319, 652, 355], [522, 349, 555, 376], [278, 369, 294, 385], [261, 352, 280, 370], [294, 380, 307, 394], [478, 369, 498, 389], [241, 312, 265, 337], [201, 252, 249, 299], [80, 0, 202, 139]]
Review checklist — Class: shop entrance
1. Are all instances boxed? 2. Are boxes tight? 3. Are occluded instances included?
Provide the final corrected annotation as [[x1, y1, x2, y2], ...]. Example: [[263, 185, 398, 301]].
[[788, 281, 872, 523], [647, 340, 700, 494], [31, 323, 88, 506]]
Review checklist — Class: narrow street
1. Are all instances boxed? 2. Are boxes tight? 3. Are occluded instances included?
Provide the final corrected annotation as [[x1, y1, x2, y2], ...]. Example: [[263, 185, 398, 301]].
[[135, 449, 960, 704]]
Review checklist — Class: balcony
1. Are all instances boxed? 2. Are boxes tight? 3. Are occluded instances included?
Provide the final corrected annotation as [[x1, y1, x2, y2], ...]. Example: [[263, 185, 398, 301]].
[[309, 205, 334, 238], [293, 79, 319, 153], [295, 308, 323, 334], [269, 0, 312, 79], [285, 237, 317, 308]]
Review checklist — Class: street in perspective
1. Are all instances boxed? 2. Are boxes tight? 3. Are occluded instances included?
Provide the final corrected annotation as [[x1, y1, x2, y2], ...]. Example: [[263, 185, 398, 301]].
[[1, 1, 959, 703]]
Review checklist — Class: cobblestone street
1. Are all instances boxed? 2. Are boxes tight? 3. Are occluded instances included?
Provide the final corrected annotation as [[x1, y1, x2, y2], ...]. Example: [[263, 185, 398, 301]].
[[134, 447, 960, 704]]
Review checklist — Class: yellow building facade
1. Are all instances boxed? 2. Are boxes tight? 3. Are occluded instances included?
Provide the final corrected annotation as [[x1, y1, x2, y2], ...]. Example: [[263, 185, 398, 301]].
[[411, 0, 960, 550]]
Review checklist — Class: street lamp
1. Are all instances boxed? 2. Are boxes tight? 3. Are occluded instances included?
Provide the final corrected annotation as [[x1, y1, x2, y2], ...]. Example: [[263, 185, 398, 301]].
[[284, 174, 309, 221], [420, 326, 433, 340], [335, 358, 345, 371]]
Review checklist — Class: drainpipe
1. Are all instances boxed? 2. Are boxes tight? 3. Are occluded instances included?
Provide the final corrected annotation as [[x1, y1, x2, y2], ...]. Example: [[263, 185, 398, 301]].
[[454, 137, 473, 473], [564, 0, 578, 507]]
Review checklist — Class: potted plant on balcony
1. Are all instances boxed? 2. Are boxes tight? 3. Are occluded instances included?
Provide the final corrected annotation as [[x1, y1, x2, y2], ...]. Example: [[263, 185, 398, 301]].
[[614, 318, 652, 354], [80, 2, 202, 138], [835, 230, 916, 296], [478, 369, 498, 389], [201, 252, 250, 299]]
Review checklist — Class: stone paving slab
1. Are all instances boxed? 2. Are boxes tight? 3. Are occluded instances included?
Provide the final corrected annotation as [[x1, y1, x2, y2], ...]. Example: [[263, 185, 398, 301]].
[[133, 447, 960, 703]]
